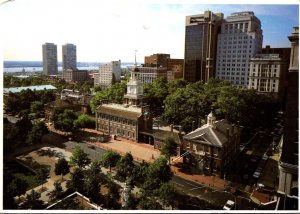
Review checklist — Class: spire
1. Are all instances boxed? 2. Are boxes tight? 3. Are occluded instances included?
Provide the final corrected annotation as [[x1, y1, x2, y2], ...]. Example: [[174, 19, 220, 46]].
[[134, 49, 137, 67]]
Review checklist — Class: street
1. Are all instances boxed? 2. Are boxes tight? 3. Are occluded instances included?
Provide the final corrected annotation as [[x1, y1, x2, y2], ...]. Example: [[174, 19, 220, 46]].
[[172, 175, 258, 210]]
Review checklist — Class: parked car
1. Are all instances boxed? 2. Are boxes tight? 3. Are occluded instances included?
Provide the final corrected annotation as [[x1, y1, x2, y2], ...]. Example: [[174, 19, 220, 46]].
[[223, 200, 235, 210]]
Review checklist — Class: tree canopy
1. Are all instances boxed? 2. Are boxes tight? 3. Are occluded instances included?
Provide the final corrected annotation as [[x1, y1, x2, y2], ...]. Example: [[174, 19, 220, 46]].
[[70, 146, 91, 168], [52, 109, 78, 133], [26, 121, 49, 145], [90, 81, 127, 113], [160, 137, 178, 164], [74, 114, 95, 129], [116, 152, 135, 181], [101, 150, 121, 172], [54, 158, 70, 180]]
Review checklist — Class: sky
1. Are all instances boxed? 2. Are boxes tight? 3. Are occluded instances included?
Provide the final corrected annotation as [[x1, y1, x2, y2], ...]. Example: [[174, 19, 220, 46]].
[[0, 0, 299, 63]]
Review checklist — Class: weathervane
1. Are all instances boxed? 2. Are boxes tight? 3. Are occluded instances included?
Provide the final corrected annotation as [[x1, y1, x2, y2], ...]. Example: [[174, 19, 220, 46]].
[[134, 50, 137, 66]]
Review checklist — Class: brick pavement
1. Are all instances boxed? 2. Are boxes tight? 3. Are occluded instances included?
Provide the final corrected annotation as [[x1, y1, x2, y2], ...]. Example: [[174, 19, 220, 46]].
[[81, 129, 161, 163]]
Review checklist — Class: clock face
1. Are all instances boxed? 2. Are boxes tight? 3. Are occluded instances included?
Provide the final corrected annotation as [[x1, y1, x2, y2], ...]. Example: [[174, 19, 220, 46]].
[[129, 86, 134, 93]]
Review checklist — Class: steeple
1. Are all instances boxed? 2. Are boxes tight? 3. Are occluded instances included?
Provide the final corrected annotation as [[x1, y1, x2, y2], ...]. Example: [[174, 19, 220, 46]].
[[123, 50, 144, 106], [207, 110, 216, 126]]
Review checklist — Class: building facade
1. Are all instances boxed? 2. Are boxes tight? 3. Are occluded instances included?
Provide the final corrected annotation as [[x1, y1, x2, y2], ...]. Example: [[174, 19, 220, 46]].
[[95, 104, 152, 142], [42, 43, 58, 75], [277, 27, 299, 209], [182, 112, 240, 177], [62, 69, 89, 83], [133, 67, 168, 84], [94, 60, 122, 89], [144, 53, 170, 67], [62, 43, 77, 70], [215, 11, 263, 88], [184, 11, 223, 83], [248, 54, 287, 98]]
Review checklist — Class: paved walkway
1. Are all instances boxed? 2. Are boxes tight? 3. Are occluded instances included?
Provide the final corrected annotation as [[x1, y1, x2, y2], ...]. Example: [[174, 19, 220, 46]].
[[80, 129, 161, 163], [170, 158, 227, 191]]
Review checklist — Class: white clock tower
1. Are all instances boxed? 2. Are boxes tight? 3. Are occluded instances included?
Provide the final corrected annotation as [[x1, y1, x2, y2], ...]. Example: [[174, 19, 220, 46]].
[[123, 50, 146, 106]]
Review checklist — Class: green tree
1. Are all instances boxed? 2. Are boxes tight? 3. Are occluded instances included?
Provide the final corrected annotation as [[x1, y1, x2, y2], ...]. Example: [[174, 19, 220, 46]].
[[74, 114, 95, 129], [132, 160, 149, 185], [144, 78, 169, 117], [26, 121, 49, 145], [66, 167, 85, 193], [116, 152, 135, 180], [167, 78, 188, 94], [138, 196, 162, 210], [47, 180, 64, 202], [36, 167, 50, 191], [15, 115, 33, 139], [52, 109, 78, 133], [54, 158, 70, 181], [30, 101, 44, 118], [101, 150, 121, 172], [22, 189, 44, 209], [155, 183, 176, 209], [8, 177, 28, 201], [70, 146, 91, 168], [105, 181, 121, 209], [90, 81, 127, 113], [84, 160, 103, 202], [160, 137, 178, 164], [142, 157, 172, 195]]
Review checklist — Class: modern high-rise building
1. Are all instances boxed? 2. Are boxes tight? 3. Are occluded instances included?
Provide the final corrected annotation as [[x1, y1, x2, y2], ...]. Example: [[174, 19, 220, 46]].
[[216, 11, 263, 87], [277, 27, 298, 210], [42, 43, 58, 75], [94, 60, 122, 89], [184, 11, 224, 83], [215, 11, 263, 87], [62, 43, 77, 70]]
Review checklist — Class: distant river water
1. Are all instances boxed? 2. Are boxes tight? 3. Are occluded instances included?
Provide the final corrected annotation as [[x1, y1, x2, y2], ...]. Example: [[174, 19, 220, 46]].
[[3, 66, 99, 73]]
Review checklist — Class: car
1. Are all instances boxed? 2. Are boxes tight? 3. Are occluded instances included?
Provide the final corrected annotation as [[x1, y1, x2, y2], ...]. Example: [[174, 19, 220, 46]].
[[253, 171, 261, 178], [223, 200, 235, 210]]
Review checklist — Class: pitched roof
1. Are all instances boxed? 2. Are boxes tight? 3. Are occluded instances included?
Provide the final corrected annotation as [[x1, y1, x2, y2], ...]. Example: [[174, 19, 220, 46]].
[[152, 129, 181, 145], [96, 103, 142, 120], [183, 119, 239, 148]]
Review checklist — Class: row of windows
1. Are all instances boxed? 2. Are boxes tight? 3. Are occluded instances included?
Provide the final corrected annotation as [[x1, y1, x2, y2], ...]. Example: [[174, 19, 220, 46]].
[[97, 113, 137, 126], [219, 54, 252, 59], [219, 59, 247, 63], [218, 68, 250, 72], [98, 125, 136, 139], [220, 50, 252, 54]]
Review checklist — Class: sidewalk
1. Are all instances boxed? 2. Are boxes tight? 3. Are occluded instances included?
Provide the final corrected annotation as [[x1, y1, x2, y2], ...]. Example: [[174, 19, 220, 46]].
[[171, 158, 227, 191], [81, 129, 161, 163]]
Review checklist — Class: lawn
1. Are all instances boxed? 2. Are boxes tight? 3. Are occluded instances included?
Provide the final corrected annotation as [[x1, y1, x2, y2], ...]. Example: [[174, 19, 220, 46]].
[[4, 161, 42, 190]]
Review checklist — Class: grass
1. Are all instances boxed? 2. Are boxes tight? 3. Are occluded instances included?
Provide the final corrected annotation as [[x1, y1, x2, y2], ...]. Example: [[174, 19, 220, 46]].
[[5, 161, 42, 191]]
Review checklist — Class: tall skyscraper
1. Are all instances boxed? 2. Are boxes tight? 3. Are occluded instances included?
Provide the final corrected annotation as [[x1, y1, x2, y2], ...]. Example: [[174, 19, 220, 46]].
[[42, 43, 58, 75], [184, 11, 224, 83], [62, 43, 77, 70], [215, 11, 263, 87]]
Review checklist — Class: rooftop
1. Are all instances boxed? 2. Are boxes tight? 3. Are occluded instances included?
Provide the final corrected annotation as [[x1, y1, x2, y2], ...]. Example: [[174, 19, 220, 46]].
[[96, 103, 143, 120], [183, 119, 239, 147], [3, 84, 57, 94]]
